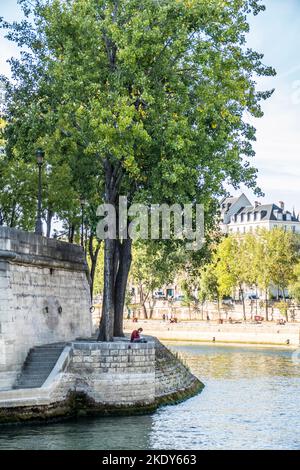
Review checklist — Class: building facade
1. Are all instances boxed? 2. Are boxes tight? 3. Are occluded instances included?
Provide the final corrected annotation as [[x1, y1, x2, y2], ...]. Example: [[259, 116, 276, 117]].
[[220, 194, 300, 234]]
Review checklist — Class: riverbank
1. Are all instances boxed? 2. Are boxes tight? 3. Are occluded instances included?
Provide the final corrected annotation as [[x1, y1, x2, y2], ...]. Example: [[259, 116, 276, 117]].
[[1, 343, 299, 449], [124, 320, 300, 347], [0, 339, 203, 425]]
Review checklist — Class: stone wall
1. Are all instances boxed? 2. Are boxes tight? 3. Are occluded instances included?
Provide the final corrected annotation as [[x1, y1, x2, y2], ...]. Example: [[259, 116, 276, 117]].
[[124, 320, 300, 346], [154, 340, 200, 401], [0, 227, 92, 390], [0, 339, 203, 423], [69, 341, 156, 405]]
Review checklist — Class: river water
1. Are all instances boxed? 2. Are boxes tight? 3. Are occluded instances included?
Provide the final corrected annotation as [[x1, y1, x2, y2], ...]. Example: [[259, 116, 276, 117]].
[[0, 343, 299, 450]]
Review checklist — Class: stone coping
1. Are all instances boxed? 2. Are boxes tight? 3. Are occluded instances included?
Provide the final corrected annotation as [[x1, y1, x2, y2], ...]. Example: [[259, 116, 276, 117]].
[[0, 249, 88, 272], [72, 341, 155, 350], [0, 226, 87, 271]]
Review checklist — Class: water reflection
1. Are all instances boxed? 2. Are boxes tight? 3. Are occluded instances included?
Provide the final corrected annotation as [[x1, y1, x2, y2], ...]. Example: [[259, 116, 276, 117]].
[[0, 414, 153, 450], [0, 344, 299, 450], [150, 344, 300, 450], [170, 344, 300, 380]]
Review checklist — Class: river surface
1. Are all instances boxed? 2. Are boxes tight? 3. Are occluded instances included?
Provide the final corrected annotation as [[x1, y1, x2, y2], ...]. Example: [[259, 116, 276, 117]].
[[0, 343, 299, 450]]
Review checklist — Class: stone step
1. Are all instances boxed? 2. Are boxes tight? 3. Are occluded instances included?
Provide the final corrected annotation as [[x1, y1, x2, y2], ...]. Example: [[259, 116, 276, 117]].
[[14, 342, 65, 390], [22, 364, 54, 371], [25, 352, 63, 359], [18, 371, 52, 378], [25, 355, 62, 362], [30, 348, 64, 353]]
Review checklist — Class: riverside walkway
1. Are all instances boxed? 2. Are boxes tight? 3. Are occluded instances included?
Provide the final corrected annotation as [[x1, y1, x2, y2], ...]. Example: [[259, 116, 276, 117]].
[[124, 320, 300, 347]]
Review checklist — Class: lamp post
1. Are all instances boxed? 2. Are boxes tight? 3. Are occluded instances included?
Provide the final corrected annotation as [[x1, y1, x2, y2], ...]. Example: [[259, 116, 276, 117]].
[[35, 149, 44, 235], [80, 197, 86, 248]]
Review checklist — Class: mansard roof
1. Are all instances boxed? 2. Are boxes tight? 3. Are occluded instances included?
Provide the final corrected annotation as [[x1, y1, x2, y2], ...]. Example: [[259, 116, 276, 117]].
[[234, 204, 299, 222]]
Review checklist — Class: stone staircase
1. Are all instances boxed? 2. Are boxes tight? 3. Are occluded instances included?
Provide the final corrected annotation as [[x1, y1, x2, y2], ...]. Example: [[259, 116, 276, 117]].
[[14, 343, 66, 389]]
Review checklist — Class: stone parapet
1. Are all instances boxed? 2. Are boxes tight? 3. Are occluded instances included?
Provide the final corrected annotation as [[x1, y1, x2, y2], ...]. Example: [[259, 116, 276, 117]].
[[0, 228, 92, 390]]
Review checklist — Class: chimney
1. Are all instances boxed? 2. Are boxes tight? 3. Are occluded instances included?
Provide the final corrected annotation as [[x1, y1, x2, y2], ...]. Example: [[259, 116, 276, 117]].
[[279, 201, 285, 211]]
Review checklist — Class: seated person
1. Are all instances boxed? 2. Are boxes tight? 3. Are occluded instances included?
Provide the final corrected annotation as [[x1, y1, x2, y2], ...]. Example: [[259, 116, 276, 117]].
[[130, 327, 147, 343]]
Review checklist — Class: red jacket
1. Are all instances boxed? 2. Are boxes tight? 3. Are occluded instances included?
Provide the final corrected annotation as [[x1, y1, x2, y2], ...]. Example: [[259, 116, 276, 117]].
[[131, 330, 140, 342]]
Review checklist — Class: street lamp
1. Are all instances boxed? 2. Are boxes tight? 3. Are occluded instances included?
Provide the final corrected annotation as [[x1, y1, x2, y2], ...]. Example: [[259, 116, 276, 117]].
[[80, 197, 86, 248], [35, 149, 45, 235]]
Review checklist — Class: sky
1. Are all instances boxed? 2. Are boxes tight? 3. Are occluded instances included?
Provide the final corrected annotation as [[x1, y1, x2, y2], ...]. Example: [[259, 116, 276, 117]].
[[0, 0, 300, 212]]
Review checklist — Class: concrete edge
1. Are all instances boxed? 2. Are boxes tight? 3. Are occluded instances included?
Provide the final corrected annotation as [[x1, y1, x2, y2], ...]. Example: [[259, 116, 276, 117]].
[[0, 345, 72, 406], [42, 345, 72, 389]]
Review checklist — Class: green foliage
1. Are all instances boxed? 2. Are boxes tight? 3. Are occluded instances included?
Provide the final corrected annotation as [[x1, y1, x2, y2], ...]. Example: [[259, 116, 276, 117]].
[[198, 263, 220, 302], [199, 228, 300, 306], [131, 241, 178, 297], [289, 262, 300, 304], [276, 300, 289, 320], [1, 0, 275, 225], [0, 0, 276, 332]]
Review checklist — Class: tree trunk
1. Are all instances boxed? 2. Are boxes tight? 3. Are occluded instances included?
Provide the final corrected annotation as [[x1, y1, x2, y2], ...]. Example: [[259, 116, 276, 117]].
[[265, 290, 269, 321], [97, 157, 123, 341], [69, 224, 75, 243], [149, 296, 156, 319], [88, 235, 101, 302], [114, 238, 132, 337], [240, 285, 246, 321], [142, 303, 148, 319], [282, 289, 289, 322], [98, 238, 115, 341], [46, 209, 53, 238], [10, 202, 16, 228]]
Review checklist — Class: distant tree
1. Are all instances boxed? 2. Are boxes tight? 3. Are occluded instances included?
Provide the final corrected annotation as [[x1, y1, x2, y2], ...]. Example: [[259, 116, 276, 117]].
[[288, 262, 300, 305], [130, 242, 178, 319], [198, 263, 221, 318], [255, 228, 298, 319]]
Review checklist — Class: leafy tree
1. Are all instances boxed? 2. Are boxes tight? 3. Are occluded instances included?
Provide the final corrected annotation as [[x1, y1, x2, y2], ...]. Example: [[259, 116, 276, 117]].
[[130, 241, 178, 319], [255, 228, 298, 319], [1, 0, 275, 339], [198, 263, 221, 318], [289, 262, 300, 305], [264, 228, 298, 300]]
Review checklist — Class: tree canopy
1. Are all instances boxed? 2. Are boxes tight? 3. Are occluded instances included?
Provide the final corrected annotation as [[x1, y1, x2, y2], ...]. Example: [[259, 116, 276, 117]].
[[1, 0, 275, 339]]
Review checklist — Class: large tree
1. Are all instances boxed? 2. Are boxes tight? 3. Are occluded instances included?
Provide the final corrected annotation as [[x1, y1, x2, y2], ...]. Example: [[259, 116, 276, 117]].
[[1, 0, 274, 340]]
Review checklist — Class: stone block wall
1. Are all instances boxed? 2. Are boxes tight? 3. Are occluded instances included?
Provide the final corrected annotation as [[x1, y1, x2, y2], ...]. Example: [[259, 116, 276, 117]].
[[0, 227, 92, 390], [69, 341, 156, 405], [154, 340, 199, 399], [0, 339, 203, 423]]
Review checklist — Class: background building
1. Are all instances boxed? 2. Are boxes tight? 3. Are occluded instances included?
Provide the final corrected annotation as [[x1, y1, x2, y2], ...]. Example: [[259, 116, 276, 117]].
[[220, 194, 300, 234]]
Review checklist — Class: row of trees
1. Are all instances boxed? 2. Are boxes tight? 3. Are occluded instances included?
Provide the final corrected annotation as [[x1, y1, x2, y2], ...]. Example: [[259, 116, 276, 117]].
[[198, 228, 300, 321], [0, 0, 274, 339]]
